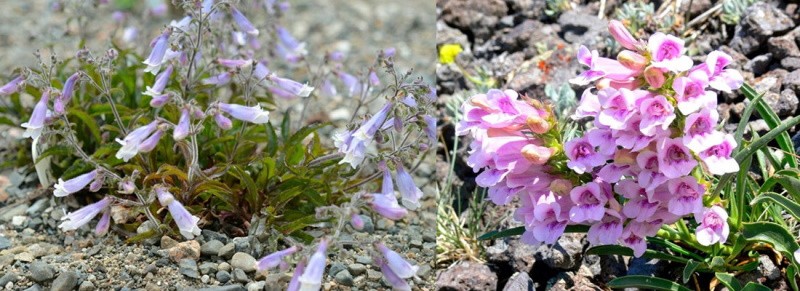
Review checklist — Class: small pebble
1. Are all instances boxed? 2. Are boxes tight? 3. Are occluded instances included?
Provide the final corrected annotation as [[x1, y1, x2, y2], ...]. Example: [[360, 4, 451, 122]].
[[51, 271, 79, 291], [348, 263, 367, 276], [179, 259, 200, 279], [218, 262, 232, 272], [231, 252, 257, 273], [232, 268, 248, 283], [28, 261, 56, 282], [78, 280, 96, 291], [335, 270, 354, 286], [216, 270, 232, 283], [218, 243, 236, 258], [201, 240, 224, 257]]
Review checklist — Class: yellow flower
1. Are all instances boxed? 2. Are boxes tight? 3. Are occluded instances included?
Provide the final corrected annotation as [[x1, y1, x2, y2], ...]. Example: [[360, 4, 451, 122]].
[[439, 44, 463, 64]]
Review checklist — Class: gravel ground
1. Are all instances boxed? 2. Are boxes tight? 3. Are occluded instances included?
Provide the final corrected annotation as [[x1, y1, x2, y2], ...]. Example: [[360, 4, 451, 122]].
[[0, 0, 436, 290]]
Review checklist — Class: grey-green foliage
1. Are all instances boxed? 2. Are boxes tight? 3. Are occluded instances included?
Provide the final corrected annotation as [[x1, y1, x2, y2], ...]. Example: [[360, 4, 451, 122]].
[[545, 0, 572, 17], [544, 83, 581, 143], [616, 1, 655, 34], [721, 0, 758, 25]]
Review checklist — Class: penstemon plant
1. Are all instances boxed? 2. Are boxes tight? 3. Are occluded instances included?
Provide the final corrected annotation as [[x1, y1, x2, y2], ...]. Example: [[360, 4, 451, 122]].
[[461, 20, 800, 289], [4, 0, 434, 289]]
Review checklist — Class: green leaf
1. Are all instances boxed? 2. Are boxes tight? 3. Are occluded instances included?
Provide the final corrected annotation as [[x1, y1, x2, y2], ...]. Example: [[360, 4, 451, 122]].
[[478, 225, 589, 241], [751, 192, 800, 221], [230, 166, 259, 210], [715, 272, 742, 291], [787, 264, 799, 291], [608, 275, 691, 291], [34, 145, 73, 163], [734, 114, 800, 165], [280, 110, 291, 141], [265, 122, 279, 156], [586, 245, 689, 264], [734, 89, 764, 144], [67, 108, 102, 142], [741, 222, 800, 258], [759, 169, 800, 203], [741, 83, 797, 168], [287, 122, 329, 147], [741, 282, 772, 291], [682, 260, 701, 284]]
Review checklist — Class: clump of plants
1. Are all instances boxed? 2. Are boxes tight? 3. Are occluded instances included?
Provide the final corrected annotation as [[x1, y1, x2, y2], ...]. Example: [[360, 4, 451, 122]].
[[460, 19, 800, 289], [3, 0, 434, 289]]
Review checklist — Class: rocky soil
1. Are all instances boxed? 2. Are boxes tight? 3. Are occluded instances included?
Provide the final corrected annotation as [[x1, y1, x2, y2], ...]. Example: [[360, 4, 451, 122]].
[[0, 0, 436, 290], [435, 0, 800, 290]]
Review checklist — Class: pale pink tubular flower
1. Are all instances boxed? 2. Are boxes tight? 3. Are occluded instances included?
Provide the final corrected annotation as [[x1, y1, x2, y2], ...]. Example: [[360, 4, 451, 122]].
[[572, 88, 601, 119], [95, 210, 111, 235], [59, 197, 113, 231], [379, 259, 412, 291], [643, 66, 666, 89], [143, 29, 172, 73], [657, 138, 698, 179], [298, 238, 328, 291], [617, 50, 647, 71], [58, 72, 81, 108], [648, 32, 693, 72], [275, 26, 307, 62], [569, 46, 637, 85], [638, 95, 675, 136], [217, 58, 252, 69], [268, 75, 314, 97], [256, 246, 300, 271], [214, 113, 233, 130], [683, 108, 724, 153], [337, 71, 362, 97], [565, 137, 608, 174], [666, 176, 704, 216], [54, 170, 98, 197], [608, 20, 640, 50], [694, 206, 729, 246], [350, 213, 365, 230], [368, 193, 408, 220], [173, 107, 190, 141], [149, 93, 171, 108], [620, 223, 647, 257], [375, 242, 419, 279], [231, 6, 259, 36], [156, 186, 201, 239], [699, 134, 739, 175], [116, 120, 159, 161], [672, 71, 715, 115], [0, 75, 24, 95], [697, 50, 744, 92], [144, 65, 173, 96], [138, 129, 164, 153], [395, 164, 422, 210], [568, 182, 609, 223], [218, 103, 270, 124], [587, 210, 624, 246], [597, 89, 643, 130], [286, 260, 305, 291], [22, 90, 50, 139]]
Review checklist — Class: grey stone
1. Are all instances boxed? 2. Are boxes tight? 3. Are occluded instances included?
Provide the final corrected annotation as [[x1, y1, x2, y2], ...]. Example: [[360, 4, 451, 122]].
[[745, 54, 772, 76], [218, 262, 232, 272], [535, 233, 585, 270], [355, 256, 372, 265], [0, 237, 11, 250], [436, 261, 497, 291], [328, 262, 347, 277], [557, 9, 606, 47], [22, 284, 43, 291], [25, 198, 48, 216], [440, 0, 508, 43], [782, 57, 800, 70], [0, 272, 18, 286], [197, 285, 245, 291], [216, 270, 232, 283], [201, 230, 229, 244], [199, 262, 218, 275], [348, 263, 367, 276], [218, 243, 236, 259], [232, 268, 249, 283], [758, 254, 780, 280], [0, 203, 27, 222], [627, 257, 662, 276], [768, 30, 800, 59], [178, 259, 200, 279], [246, 281, 266, 291], [503, 272, 536, 291], [78, 280, 95, 291], [334, 270, 354, 286], [51, 271, 79, 291], [201, 240, 224, 257], [231, 252, 257, 273], [232, 237, 251, 253], [783, 70, 800, 94], [28, 261, 56, 282], [417, 265, 432, 277], [730, 3, 795, 55]]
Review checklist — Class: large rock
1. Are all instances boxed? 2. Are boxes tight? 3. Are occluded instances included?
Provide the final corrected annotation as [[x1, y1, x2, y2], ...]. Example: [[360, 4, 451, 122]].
[[730, 3, 795, 56], [783, 69, 800, 94], [763, 90, 799, 117], [768, 28, 800, 59], [440, 0, 508, 43], [535, 233, 586, 270], [28, 261, 56, 283], [557, 9, 606, 47], [51, 271, 79, 291], [436, 261, 497, 291], [503, 272, 536, 291]]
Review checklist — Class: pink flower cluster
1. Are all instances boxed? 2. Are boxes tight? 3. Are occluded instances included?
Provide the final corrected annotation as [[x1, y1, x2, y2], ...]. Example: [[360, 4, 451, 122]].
[[459, 21, 744, 256]]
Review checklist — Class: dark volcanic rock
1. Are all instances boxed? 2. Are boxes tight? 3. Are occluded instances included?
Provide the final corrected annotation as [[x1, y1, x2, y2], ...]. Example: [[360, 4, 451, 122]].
[[745, 53, 773, 76], [730, 3, 795, 56], [440, 0, 509, 43], [557, 9, 606, 47], [502, 272, 536, 291]]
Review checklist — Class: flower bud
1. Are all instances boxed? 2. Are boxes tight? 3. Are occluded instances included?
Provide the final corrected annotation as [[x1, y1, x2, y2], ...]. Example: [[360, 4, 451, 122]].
[[521, 144, 554, 165], [215, 113, 233, 130], [644, 66, 666, 89], [89, 174, 104, 192], [526, 116, 550, 134], [118, 179, 136, 194], [350, 213, 365, 230], [617, 50, 647, 71], [608, 20, 640, 51], [549, 179, 573, 196]]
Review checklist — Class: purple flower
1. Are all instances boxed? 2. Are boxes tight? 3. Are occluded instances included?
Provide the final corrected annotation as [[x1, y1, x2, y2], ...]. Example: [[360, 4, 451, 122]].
[[380, 161, 394, 196], [230, 7, 259, 36], [0, 75, 24, 95], [383, 47, 396, 58], [156, 186, 201, 239], [598, 89, 644, 130], [268, 75, 314, 97], [666, 177, 704, 216], [337, 71, 362, 97], [59, 72, 80, 106], [586, 128, 616, 156], [115, 120, 158, 161], [368, 193, 407, 220], [378, 259, 412, 291], [620, 224, 647, 257], [697, 51, 743, 93], [138, 129, 164, 153], [22, 90, 50, 139], [683, 108, 724, 153], [588, 211, 624, 246], [149, 93, 171, 108], [173, 107, 191, 141], [286, 260, 305, 291], [218, 103, 270, 124], [214, 113, 233, 130], [699, 134, 739, 175], [350, 213, 365, 230], [622, 193, 660, 222], [59, 197, 113, 231], [424, 115, 437, 144], [368, 70, 380, 86], [254, 61, 271, 82], [275, 26, 307, 62], [565, 137, 608, 174], [298, 238, 328, 291], [396, 164, 422, 210], [375, 242, 419, 279], [217, 58, 252, 69], [144, 65, 172, 96], [569, 182, 608, 223], [570, 46, 638, 85], [319, 78, 337, 98], [118, 179, 136, 194], [608, 20, 640, 50], [54, 170, 98, 197], [143, 29, 172, 73], [201, 71, 232, 86], [657, 138, 698, 179], [636, 150, 670, 192], [89, 173, 104, 192], [573, 88, 601, 119], [639, 95, 675, 136], [256, 246, 300, 271], [673, 72, 715, 115], [648, 32, 693, 72], [95, 209, 111, 235], [694, 206, 729, 246], [338, 103, 393, 168]]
